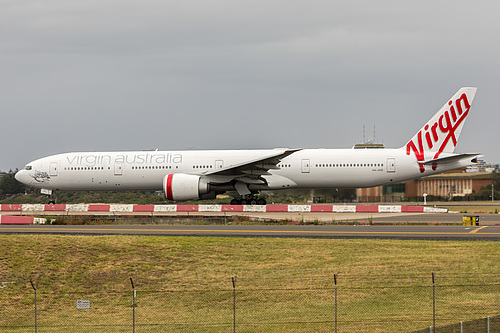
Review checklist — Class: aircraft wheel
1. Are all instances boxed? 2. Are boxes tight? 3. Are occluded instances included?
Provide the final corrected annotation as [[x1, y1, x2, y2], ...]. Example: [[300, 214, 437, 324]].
[[249, 198, 257, 205], [230, 198, 240, 205], [257, 198, 267, 205]]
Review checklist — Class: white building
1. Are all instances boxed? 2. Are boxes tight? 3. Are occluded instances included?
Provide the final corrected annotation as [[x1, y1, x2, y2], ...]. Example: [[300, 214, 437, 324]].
[[466, 160, 499, 173]]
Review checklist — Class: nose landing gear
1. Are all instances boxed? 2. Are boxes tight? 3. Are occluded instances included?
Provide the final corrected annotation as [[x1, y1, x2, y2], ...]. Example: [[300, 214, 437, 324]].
[[41, 189, 56, 205]]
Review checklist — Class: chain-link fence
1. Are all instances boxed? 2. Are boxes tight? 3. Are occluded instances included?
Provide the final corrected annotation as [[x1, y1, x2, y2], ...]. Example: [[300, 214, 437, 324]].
[[1, 271, 498, 332]]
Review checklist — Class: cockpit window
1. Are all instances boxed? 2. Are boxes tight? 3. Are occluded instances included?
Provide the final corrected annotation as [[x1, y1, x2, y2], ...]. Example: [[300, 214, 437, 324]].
[[25, 165, 32, 170]]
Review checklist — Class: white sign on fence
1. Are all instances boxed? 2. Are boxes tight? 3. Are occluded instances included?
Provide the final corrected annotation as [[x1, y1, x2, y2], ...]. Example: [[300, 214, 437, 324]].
[[76, 300, 91, 310]]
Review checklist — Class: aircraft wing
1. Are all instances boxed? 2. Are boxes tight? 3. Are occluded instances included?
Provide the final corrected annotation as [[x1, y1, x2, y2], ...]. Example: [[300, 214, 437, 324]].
[[203, 148, 301, 180], [420, 153, 480, 166]]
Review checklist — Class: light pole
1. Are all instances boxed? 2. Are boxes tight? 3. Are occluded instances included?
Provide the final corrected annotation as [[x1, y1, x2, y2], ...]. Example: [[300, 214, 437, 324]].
[[492, 182, 494, 201]]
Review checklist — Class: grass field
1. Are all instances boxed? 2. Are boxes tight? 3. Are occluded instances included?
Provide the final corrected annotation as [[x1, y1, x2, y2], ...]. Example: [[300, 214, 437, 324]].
[[0, 235, 498, 332]]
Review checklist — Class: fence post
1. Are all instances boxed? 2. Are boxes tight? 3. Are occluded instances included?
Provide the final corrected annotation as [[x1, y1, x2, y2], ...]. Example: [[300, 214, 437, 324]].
[[487, 316, 490, 333], [30, 279, 37, 333], [334, 273, 338, 333], [432, 272, 436, 332], [232, 276, 236, 333], [130, 277, 135, 333]]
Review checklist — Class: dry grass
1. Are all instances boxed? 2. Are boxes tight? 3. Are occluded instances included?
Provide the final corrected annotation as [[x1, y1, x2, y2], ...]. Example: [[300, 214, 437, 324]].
[[0, 235, 499, 332], [1, 235, 498, 288]]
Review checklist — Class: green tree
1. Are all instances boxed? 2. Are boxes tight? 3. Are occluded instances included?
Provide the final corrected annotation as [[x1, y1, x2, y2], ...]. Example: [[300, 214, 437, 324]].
[[0, 170, 26, 197]]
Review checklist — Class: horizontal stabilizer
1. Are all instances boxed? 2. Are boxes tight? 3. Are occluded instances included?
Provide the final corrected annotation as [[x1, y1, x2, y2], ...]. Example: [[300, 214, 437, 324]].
[[420, 153, 480, 166]]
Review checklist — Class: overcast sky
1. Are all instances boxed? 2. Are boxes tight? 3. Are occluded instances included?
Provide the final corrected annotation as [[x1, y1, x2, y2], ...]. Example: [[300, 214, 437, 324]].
[[1, 0, 499, 171]]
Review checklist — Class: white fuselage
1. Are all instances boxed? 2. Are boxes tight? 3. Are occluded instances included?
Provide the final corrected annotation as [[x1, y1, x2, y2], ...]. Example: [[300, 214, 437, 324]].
[[16, 148, 470, 192]]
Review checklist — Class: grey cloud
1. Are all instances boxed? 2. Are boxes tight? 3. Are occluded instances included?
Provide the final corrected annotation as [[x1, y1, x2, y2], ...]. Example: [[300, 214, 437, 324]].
[[1, 0, 499, 170]]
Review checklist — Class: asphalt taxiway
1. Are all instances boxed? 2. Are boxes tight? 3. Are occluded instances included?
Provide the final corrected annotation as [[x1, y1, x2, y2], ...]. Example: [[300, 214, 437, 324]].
[[0, 213, 499, 241]]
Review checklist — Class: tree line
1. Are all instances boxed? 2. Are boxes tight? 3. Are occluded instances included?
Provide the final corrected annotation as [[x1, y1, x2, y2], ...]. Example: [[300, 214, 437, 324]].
[[0, 170, 26, 198]]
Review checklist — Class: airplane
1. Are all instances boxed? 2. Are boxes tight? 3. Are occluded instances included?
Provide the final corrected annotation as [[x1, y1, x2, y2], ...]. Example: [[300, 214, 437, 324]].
[[15, 87, 479, 205]]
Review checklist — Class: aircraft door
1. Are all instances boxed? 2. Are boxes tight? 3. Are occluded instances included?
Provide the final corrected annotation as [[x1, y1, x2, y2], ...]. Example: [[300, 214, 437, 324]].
[[215, 160, 224, 170], [114, 162, 123, 176], [49, 162, 58, 176], [301, 159, 310, 173], [387, 158, 396, 173]]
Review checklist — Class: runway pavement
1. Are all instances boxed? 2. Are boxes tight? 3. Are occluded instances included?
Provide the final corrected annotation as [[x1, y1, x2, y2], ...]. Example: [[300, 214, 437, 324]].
[[1, 210, 499, 240], [214, 212, 500, 225], [0, 220, 499, 240]]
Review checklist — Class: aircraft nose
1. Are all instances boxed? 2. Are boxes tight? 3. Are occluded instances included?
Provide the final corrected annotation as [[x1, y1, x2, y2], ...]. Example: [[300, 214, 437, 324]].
[[15, 170, 30, 185], [14, 170, 22, 182]]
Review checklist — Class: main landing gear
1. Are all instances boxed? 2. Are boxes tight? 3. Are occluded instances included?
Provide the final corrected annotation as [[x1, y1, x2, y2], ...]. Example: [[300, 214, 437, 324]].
[[232, 182, 267, 205], [230, 196, 267, 205]]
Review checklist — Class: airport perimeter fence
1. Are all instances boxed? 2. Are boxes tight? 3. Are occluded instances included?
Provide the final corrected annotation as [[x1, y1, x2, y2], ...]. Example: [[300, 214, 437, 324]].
[[0, 270, 499, 332]]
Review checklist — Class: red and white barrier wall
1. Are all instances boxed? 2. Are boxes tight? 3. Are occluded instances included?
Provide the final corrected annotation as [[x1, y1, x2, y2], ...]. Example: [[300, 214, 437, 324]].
[[0, 204, 447, 215], [0, 215, 45, 225]]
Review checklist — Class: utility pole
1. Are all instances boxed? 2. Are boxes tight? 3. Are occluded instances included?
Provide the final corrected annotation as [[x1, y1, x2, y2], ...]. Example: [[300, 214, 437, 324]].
[[492, 182, 494, 201]]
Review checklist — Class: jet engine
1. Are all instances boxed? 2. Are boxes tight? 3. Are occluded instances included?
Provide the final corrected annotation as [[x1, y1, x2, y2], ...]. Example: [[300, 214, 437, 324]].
[[163, 174, 215, 201]]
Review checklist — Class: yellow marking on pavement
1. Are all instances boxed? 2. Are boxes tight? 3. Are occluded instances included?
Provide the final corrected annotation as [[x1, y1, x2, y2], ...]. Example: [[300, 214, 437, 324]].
[[469, 226, 488, 234]]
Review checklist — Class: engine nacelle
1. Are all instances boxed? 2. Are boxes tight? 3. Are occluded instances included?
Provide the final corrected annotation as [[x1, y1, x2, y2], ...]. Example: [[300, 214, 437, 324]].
[[163, 174, 214, 201]]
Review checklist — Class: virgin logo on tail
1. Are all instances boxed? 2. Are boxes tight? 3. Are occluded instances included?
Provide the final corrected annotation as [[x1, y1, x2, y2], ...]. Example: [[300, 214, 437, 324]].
[[405, 88, 477, 173]]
